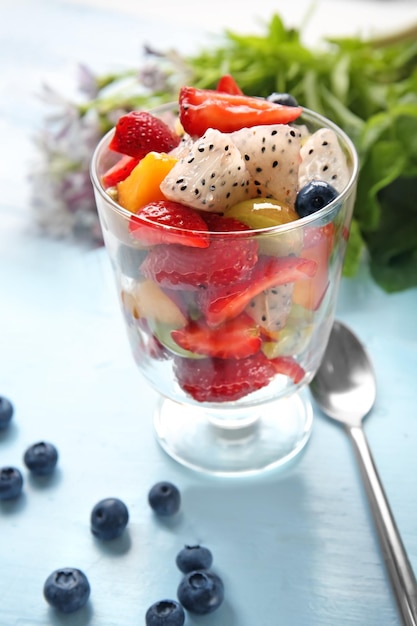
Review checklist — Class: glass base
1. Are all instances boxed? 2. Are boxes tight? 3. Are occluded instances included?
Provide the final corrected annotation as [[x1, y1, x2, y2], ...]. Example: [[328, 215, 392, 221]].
[[153, 390, 313, 477]]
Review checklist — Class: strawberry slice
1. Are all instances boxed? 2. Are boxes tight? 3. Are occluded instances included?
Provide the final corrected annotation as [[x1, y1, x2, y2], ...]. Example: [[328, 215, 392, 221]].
[[129, 200, 210, 248], [198, 255, 317, 327], [270, 356, 305, 384], [216, 74, 243, 95], [109, 111, 180, 159], [140, 215, 258, 290], [173, 352, 276, 402], [171, 312, 261, 360], [179, 86, 302, 136], [102, 154, 139, 187]]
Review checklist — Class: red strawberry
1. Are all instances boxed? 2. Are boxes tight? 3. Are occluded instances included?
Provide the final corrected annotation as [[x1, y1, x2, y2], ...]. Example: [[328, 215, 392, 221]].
[[303, 223, 335, 253], [201, 212, 249, 233], [109, 111, 180, 159], [179, 86, 302, 136], [101, 154, 139, 187], [270, 356, 305, 384], [129, 200, 210, 248], [198, 255, 317, 327], [216, 74, 243, 95], [140, 215, 258, 290], [171, 312, 261, 360], [173, 352, 276, 402]]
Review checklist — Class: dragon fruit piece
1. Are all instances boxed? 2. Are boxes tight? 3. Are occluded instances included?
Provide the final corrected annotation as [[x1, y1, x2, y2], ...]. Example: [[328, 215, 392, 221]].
[[245, 282, 294, 336], [160, 128, 251, 212], [231, 124, 302, 206], [169, 133, 195, 159], [298, 128, 350, 193]]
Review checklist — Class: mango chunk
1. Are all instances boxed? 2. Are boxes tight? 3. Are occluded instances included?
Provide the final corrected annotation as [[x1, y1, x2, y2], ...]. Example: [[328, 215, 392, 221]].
[[117, 151, 177, 213]]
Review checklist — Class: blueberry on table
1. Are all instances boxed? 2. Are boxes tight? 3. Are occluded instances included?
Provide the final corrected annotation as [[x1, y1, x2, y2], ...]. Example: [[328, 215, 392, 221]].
[[0, 396, 14, 430], [23, 441, 58, 475], [148, 481, 181, 516], [176, 545, 213, 573], [295, 180, 338, 218], [145, 599, 185, 626], [177, 570, 224, 615], [267, 92, 299, 107], [90, 497, 129, 540], [0, 466, 23, 500], [43, 567, 90, 613]]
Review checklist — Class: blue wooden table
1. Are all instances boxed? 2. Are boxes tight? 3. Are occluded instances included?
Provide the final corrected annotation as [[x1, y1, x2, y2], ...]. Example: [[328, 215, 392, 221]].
[[1, 2, 417, 624]]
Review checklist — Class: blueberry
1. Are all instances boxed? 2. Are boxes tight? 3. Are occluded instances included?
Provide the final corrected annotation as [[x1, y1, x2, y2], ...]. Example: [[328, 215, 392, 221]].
[[145, 599, 185, 626], [148, 481, 181, 516], [23, 441, 58, 476], [267, 92, 299, 107], [295, 180, 339, 218], [177, 570, 224, 615], [90, 497, 129, 540], [0, 396, 13, 430], [43, 567, 90, 613], [176, 545, 213, 573], [0, 466, 23, 500]]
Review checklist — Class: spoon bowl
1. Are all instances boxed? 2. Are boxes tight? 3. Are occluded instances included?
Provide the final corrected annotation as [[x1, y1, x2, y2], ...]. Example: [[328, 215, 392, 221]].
[[310, 320, 417, 626], [310, 320, 376, 425]]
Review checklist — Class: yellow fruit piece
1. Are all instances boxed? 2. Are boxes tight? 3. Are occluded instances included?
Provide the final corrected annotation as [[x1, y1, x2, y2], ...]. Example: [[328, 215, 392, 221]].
[[261, 324, 313, 358], [121, 280, 186, 328], [226, 198, 299, 229], [117, 152, 177, 214], [226, 198, 302, 256]]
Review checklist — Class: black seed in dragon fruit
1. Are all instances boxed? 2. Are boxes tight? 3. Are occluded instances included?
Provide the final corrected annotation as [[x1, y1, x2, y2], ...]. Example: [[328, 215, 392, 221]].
[[161, 128, 251, 211], [245, 282, 294, 335], [298, 128, 350, 193], [231, 124, 302, 206]]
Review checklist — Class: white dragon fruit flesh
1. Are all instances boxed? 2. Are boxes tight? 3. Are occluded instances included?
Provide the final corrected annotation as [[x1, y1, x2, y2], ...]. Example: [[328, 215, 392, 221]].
[[160, 128, 251, 211], [161, 123, 349, 215], [245, 282, 294, 335], [231, 124, 302, 206], [169, 134, 195, 160], [298, 128, 350, 193]]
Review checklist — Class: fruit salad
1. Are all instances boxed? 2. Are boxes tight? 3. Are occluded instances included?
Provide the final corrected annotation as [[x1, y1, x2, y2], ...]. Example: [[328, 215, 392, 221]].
[[91, 76, 356, 406]]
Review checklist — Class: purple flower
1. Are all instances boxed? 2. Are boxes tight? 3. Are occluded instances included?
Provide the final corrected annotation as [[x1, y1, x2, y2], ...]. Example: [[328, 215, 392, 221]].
[[30, 52, 189, 243]]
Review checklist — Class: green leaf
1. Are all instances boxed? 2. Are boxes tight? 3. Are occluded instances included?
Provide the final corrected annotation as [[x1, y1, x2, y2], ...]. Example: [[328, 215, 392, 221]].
[[343, 218, 365, 278], [365, 177, 417, 292]]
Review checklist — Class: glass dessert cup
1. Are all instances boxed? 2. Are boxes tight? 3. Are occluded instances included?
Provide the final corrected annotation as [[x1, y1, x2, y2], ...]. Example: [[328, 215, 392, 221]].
[[90, 106, 359, 477]]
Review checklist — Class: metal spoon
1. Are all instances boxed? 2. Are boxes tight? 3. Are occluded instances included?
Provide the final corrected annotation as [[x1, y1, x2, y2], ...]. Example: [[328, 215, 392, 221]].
[[310, 320, 417, 626]]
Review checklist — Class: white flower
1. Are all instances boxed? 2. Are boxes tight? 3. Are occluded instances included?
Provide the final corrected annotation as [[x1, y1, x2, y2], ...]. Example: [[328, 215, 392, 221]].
[[30, 49, 187, 243]]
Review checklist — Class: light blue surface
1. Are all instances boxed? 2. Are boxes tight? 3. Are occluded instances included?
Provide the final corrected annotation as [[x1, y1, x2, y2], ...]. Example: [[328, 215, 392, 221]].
[[1, 2, 417, 625]]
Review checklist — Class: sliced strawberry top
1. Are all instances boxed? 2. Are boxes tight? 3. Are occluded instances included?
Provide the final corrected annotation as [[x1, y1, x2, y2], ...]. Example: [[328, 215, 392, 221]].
[[101, 154, 139, 187], [171, 312, 261, 360], [129, 200, 210, 248], [198, 254, 318, 327], [216, 74, 244, 95], [109, 111, 180, 159], [179, 86, 303, 136]]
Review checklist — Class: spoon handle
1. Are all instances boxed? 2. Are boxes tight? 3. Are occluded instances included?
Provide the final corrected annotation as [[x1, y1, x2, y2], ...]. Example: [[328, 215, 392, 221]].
[[348, 424, 417, 626]]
